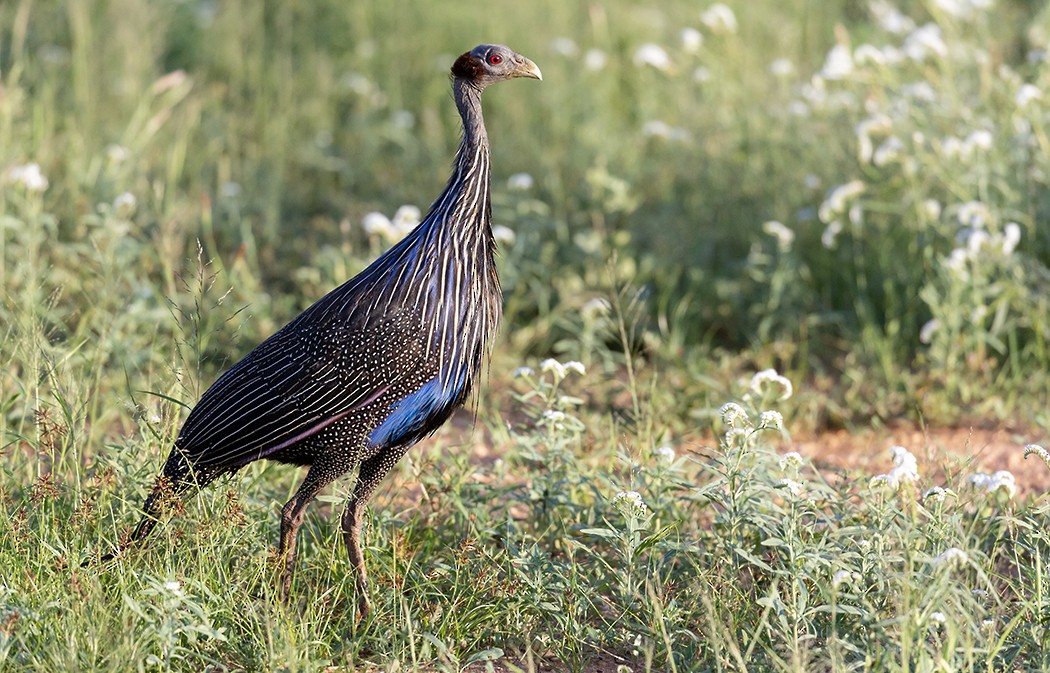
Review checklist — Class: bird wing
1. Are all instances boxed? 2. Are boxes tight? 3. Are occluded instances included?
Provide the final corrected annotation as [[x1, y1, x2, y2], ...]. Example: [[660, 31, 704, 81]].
[[174, 309, 427, 469]]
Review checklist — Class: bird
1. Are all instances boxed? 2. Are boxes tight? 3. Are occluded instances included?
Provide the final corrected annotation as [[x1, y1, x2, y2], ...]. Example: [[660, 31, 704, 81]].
[[101, 44, 541, 618]]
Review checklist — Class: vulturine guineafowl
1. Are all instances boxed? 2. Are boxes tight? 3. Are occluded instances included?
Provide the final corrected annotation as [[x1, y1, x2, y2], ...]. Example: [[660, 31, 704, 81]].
[[100, 44, 541, 618]]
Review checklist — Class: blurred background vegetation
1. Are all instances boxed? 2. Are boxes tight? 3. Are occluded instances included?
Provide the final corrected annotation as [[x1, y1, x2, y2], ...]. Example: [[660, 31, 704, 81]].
[[2, 0, 1050, 446], [5, 2, 1050, 670]]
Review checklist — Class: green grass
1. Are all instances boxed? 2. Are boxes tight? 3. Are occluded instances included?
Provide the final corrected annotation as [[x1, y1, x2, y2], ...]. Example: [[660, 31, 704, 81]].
[[3, 0, 1050, 670]]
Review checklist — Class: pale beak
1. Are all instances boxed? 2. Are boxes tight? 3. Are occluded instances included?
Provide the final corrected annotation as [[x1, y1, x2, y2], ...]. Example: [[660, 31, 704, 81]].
[[514, 56, 543, 81]]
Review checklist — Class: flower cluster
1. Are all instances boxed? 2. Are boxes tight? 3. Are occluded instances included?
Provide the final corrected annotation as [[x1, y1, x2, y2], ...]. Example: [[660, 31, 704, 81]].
[[612, 490, 648, 518], [778, 451, 804, 471], [931, 547, 969, 569], [540, 358, 586, 380], [969, 470, 1016, 499], [922, 486, 957, 504], [7, 162, 49, 192], [719, 402, 749, 428], [1023, 444, 1050, 470], [749, 369, 793, 400], [869, 445, 919, 490], [361, 205, 421, 243]]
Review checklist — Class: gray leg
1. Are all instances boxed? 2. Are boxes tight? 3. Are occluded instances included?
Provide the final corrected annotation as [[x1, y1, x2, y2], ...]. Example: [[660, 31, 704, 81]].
[[342, 447, 409, 619], [278, 464, 336, 603]]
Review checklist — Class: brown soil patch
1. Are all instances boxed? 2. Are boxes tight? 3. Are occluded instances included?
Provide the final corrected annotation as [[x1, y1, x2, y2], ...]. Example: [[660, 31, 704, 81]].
[[788, 423, 1050, 496]]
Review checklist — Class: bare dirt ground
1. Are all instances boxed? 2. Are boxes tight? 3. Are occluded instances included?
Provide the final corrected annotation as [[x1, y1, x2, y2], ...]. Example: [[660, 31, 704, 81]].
[[788, 423, 1050, 495]]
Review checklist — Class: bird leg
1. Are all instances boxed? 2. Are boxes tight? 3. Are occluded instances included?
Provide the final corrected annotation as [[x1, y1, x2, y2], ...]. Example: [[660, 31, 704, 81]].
[[277, 466, 330, 604], [342, 448, 410, 620]]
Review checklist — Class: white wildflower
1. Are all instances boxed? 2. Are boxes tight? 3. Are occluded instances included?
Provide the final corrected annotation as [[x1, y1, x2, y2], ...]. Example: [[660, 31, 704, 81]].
[[1024, 444, 1050, 469], [563, 361, 586, 376], [680, 27, 703, 53], [113, 192, 137, 218], [491, 225, 516, 244], [725, 427, 750, 449], [969, 470, 1016, 498], [105, 144, 130, 163], [922, 199, 942, 220], [612, 490, 648, 518], [940, 135, 964, 159], [934, 0, 993, 20], [759, 410, 784, 430], [8, 162, 49, 192], [873, 137, 904, 166], [854, 44, 887, 66], [870, 0, 916, 34], [769, 58, 794, 77], [822, 220, 843, 249], [513, 366, 534, 379], [858, 540, 872, 551], [904, 24, 948, 61], [932, 547, 969, 568], [540, 358, 567, 379], [779, 451, 804, 471], [777, 478, 803, 497], [700, 4, 738, 34], [584, 49, 607, 71], [956, 200, 992, 228], [719, 402, 750, 428], [550, 37, 579, 57], [963, 129, 993, 153], [633, 43, 672, 71], [642, 120, 672, 138], [965, 229, 990, 254], [541, 410, 568, 429], [982, 618, 995, 630], [919, 319, 940, 345], [943, 247, 969, 277], [889, 445, 919, 483], [750, 369, 793, 400], [1016, 83, 1041, 107], [819, 180, 865, 223], [869, 473, 899, 490], [1002, 222, 1021, 255], [392, 204, 421, 236], [923, 486, 957, 503], [361, 211, 393, 238], [821, 44, 854, 80], [163, 580, 184, 596], [832, 569, 856, 589], [928, 611, 947, 626], [655, 445, 676, 463], [848, 204, 864, 226], [762, 220, 795, 249], [507, 172, 534, 190], [902, 80, 937, 101]]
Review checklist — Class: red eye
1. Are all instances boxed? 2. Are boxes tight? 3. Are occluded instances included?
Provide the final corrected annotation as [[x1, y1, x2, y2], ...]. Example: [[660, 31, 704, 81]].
[[488, 53, 503, 65]]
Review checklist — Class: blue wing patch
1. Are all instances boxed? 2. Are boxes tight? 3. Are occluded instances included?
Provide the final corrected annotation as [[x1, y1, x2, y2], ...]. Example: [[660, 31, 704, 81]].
[[367, 371, 469, 448]]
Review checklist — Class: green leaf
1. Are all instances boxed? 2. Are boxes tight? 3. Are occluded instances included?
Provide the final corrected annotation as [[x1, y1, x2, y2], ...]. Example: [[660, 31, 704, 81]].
[[580, 527, 619, 540], [636, 521, 678, 554]]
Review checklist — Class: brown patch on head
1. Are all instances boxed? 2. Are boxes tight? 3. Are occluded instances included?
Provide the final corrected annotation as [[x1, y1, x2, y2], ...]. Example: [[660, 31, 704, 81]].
[[451, 52, 485, 80]]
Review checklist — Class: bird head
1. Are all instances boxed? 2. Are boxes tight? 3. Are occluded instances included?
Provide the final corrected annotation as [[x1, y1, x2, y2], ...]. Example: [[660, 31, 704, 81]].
[[451, 44, 542, 89]]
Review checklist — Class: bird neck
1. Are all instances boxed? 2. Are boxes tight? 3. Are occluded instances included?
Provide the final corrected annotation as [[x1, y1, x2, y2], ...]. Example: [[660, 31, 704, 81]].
[[453, 78, 489, 154]]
